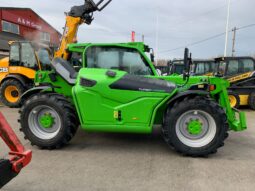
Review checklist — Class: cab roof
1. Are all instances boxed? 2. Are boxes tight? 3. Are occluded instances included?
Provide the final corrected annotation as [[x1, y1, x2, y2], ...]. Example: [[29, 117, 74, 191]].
[[67, 42, 150, 53]]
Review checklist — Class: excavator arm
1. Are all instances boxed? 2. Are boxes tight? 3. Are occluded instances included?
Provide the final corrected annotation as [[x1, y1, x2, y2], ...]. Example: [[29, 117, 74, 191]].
[[0, 112, 32, 188], [54, 0, 112, 60]]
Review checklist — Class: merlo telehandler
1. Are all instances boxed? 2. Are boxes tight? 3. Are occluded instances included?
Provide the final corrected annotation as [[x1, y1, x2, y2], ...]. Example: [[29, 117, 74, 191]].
[[17, 0, 246, 157], [19, 45, 247, 157]]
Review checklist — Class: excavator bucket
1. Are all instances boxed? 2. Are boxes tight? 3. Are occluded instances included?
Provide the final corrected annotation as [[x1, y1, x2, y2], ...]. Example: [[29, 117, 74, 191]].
[[0, 112, 32, 189]]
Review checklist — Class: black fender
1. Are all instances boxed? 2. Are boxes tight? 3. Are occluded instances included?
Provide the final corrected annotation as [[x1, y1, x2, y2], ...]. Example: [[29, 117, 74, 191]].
[[21, 86, 54, 102], [167, 90, 210, 106], [1, 75, 31, 88]]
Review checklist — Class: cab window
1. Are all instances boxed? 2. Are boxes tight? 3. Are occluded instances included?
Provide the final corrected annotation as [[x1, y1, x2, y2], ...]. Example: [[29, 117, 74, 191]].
[[227, 60, 239, 76], [9, 44, 20, 66], [218, 61, 227, 76], [86, 46, 153, 75], [21, 43, 37, 69], [196, 62, 210, 75], [242, 59, 254, 73]]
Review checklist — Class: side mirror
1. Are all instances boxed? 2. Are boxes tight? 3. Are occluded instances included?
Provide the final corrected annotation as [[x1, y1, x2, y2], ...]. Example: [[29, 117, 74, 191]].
[[150, 53, 155, 63], [149, 48, 155, 62], [183, 48, 192, 81]]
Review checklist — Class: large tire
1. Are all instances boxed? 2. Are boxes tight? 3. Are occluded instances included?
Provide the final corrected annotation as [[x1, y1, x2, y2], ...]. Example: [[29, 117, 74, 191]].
[[228, 92, 240, 109], [162, 96, 229, 157], [248, 92, 255, 110], [0, 79, 25, 108], [19, 94, 79, 149]]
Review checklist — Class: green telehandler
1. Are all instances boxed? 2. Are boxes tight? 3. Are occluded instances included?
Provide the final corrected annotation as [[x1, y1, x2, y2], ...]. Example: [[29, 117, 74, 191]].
[[19, 44, 246, 157], [18, 0, 246, 157]]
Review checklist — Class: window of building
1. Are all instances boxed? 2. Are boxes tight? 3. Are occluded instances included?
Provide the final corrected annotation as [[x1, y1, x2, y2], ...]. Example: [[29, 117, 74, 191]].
[[2, 21, 19, 34], [40, 32, 51, 42]]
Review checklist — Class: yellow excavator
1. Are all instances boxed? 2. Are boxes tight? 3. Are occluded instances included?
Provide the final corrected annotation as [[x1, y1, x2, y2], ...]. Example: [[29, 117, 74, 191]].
[[0, 0, 112, 107]]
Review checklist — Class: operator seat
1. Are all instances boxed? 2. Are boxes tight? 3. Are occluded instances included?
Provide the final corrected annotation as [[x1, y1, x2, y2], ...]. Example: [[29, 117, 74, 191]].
[[51, 58, 78, 85]]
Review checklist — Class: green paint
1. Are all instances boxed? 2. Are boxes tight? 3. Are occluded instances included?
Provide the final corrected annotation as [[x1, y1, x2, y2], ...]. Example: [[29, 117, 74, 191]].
[[39, 113, 55, 129], [28, 41, 246, 134], [187, 120, 203, 135]]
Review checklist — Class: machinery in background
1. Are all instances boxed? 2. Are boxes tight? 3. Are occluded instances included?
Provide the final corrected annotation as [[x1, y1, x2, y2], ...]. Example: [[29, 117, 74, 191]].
[[169, 59, 216, 76], [0, 112, 32, 188], [215, 57, 255, 109], [0, 0, 112, 108], [0, 41, 52, 107]]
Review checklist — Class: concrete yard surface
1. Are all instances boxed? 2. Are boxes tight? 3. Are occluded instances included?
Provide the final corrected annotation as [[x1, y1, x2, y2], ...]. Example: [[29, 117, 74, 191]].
[[1, 106, 255, 191]]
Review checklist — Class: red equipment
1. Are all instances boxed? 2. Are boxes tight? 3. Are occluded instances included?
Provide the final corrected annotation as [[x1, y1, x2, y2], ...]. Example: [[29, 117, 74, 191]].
[[0, 112, 32, 188]]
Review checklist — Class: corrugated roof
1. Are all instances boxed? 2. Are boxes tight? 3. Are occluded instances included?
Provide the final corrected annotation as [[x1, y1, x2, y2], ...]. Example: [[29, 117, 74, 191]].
[[0, 7, 61, 36]]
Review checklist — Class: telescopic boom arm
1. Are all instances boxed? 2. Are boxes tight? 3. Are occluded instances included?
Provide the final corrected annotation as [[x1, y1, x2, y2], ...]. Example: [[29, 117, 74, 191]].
[[54, 0, 112, 60]]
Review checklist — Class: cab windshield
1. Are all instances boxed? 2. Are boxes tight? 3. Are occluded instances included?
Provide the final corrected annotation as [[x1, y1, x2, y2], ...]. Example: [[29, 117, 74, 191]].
[[86, 46, 153, 75]]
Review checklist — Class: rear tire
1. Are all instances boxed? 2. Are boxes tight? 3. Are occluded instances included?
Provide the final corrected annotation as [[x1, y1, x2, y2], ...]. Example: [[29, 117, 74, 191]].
[[248, 92, 255, 110], [0, 79, 25, 108], [162, 96, 228, 157], [228, 92, 240, 109], [19, 94, 79, 149]]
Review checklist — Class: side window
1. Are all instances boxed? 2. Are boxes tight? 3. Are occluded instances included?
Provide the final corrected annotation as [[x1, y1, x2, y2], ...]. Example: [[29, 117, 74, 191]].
[[9, 44, 20, 66], [69, 52, 82, 68], [218, 61, 227, 75], [38, 49, 51, 65], [242, 59, 254, 73], [210, 62, 216, 73], [86, 47, 153, 75], [21, 43, 37, 69], [227, 60, 239, 76], [196, 63, 205, 75]]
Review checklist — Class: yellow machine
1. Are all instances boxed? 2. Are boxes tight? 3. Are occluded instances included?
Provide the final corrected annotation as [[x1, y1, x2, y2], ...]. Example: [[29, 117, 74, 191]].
[[0, 0, 112, 107], [215, 57, 255, 109], [0, 41, 51, 107]]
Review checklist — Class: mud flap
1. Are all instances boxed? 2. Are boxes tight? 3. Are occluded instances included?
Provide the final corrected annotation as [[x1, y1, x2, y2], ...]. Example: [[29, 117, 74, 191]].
[[0, 159, 18, 189]]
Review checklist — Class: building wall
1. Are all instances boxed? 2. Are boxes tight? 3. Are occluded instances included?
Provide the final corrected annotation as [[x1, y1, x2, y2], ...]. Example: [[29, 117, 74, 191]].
[[0, 8, 61, 47]]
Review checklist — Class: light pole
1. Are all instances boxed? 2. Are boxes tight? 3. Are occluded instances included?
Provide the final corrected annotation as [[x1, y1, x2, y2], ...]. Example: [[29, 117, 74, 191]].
[[224, 0, 231, 57]]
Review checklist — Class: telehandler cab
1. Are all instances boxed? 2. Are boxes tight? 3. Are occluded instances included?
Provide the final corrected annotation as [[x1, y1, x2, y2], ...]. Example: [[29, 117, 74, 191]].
[[19, 40, 247, 156]]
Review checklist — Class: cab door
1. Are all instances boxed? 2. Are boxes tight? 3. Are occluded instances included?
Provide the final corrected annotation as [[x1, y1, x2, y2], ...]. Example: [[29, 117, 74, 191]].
[[8, 42, 38, 79], [73, 46, 173, 133]]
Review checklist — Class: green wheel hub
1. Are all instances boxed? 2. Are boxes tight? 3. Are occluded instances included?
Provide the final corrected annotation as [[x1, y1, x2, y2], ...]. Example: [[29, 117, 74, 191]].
[[187, 120, 203, 135], [39, 113, 55, 129]]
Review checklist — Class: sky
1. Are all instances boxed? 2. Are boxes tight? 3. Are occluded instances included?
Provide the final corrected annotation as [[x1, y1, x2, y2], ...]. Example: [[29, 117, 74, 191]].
[[2, 0, 255, 59]]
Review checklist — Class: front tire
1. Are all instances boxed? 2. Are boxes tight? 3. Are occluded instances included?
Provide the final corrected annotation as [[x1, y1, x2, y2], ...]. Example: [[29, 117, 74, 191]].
[[0, 79, 25, 108], [162, 96, 228, 157], [19, 94, 79, 149], [228, 92, 240, 109]]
